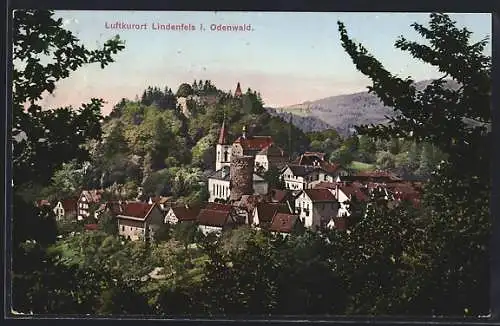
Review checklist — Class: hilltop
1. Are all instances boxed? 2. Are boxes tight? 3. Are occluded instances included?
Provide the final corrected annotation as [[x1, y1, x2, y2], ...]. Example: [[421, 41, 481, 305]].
[[271, 80, 460, 137]]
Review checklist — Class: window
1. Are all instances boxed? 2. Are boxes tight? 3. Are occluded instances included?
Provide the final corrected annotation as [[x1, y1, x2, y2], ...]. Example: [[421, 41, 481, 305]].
[[122, 226, 124, 231]]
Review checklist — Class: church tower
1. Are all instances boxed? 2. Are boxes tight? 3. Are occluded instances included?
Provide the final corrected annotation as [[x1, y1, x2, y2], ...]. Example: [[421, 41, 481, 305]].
[[234, 82, 242, 97], [216, 117, 232, 171]]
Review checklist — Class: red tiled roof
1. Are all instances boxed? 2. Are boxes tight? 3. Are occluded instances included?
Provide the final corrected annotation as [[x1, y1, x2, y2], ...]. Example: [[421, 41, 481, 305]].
[[304, 189, 336, 202], [118, 202, 154, 220], [61, 198, 78, 212], [197, 207, 231, 227], [269, 189, 290, 203], [218, 120, 229, 144], [319, 161, 342, 174], [36, 199, 51, 207], [269, 213, 299, 233], [171, 205, 202, 221], [255, 202, 290, 224], [84, 224, 99, 231], [339, 184, 369, 202], [233, 136, 273, 151], [314, 182, 337, 190], [205, 202, 232, 211], [356, 171, 402, 181]]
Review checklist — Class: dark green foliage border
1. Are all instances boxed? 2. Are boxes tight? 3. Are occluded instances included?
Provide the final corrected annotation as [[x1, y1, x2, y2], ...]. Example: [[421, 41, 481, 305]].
[[2, 0, 499, 325]]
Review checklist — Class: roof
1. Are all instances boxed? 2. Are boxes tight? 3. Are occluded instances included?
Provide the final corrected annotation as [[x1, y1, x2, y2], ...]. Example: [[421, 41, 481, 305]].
[[303, 189, 336, 202], [314, 181, 337, 189], [269, 189, 290, 203], [117, 202, 155, 221], [81, 189, 103, 203], [339, 184, 369, 202], [319, 161, 342, 174], [284, 164, 316, 177], [269, 213, 299, 233], [197, 203, 232, 227], [356, 170, 402, 181], [209, 166, 231, 181], [170, 205, 202, 221], [218, 120, 229, 144], [257, 143, 287, 157], [84, 224, 99, 231], [255, 202, 290, 224], [35, 199, 51, 207], [61, 198, 78, 212], [234, 82, 242, 97], [294, 152, 325, 165], [233, 135, 273, 151]]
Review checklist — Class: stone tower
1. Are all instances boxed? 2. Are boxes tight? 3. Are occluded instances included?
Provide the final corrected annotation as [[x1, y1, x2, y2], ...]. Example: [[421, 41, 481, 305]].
[[216, 118, 232, 171], [229, 155, 254, 201]]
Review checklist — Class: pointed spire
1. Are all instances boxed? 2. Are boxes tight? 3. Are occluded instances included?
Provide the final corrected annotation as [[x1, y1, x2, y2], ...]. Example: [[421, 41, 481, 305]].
[[235, 82, 242, 97], [218, 114, 228, 144]]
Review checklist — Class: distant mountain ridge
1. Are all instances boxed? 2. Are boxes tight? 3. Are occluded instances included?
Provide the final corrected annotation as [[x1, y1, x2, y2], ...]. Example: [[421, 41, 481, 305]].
[[269, 79, 459, 137]]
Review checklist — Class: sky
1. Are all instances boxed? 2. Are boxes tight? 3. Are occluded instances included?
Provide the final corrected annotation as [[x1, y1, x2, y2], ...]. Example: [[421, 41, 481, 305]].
[[32, 11, 491, 115]]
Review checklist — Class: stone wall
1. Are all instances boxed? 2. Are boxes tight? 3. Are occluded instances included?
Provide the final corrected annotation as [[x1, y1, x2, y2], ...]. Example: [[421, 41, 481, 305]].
[[229, 155, 255, 201]]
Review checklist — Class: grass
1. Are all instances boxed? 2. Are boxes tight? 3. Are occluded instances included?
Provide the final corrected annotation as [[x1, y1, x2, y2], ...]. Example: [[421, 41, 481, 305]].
[[349, 161, 376, 172]]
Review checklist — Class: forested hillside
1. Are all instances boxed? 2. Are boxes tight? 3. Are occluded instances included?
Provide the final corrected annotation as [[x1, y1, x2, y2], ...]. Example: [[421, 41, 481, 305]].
[[276, 80, 460, 136], [45, 81, 310, 204]]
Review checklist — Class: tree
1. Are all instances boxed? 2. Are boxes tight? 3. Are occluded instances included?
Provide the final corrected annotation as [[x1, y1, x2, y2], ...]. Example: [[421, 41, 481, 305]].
[[12, 10, 125, 189], [12, 9, 125, 314], [263, 165, 284, 190], [98, 211, 118, 236], [338, 13, 491, 315], [358, 135, 377, 163], [176, 83, 194, 98]]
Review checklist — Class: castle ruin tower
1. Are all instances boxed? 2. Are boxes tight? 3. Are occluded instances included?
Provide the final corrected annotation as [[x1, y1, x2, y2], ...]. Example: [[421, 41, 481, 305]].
[[234, 82, 242, 97], [229, 155, 255, 201], [216, 117, 232, 171]]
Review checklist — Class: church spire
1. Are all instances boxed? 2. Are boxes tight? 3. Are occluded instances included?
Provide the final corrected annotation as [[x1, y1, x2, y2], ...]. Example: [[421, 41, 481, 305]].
[[218, 114, 228, 144], [234, 82, 242, 97]]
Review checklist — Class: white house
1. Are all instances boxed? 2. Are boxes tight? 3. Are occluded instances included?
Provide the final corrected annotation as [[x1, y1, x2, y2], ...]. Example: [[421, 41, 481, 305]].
[[281, 164, 319, 191], [295, 188, 338, 230], [208, 166, 269, 203], [76, 190, 103, 221], [117, 202, 164, 241], [53, 198, 78, 220]]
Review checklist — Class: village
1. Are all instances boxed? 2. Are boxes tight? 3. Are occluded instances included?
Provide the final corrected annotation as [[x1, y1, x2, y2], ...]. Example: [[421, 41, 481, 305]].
[[41, 81, 423, 242]]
